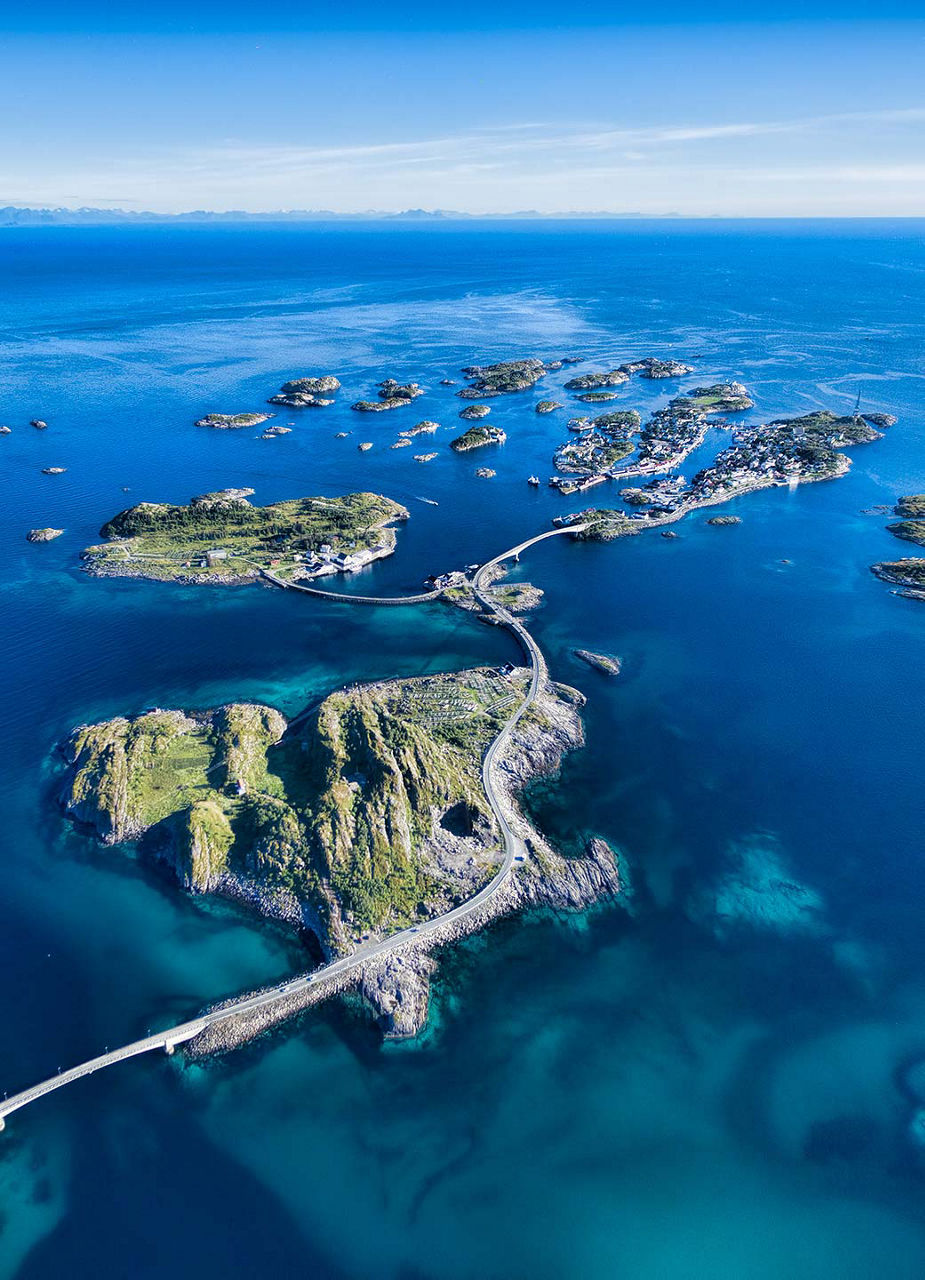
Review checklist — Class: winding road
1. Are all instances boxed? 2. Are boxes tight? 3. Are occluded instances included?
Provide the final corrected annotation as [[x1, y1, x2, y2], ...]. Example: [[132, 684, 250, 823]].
[[0, 522, 585, 1130]]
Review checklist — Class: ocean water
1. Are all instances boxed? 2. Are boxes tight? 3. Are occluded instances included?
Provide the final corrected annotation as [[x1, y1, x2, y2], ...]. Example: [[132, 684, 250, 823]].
[[1, 220, 924, 1278]]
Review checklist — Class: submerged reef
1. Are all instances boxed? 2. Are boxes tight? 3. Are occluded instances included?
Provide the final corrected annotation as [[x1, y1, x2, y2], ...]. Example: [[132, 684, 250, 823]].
[[686, 833, 826, 941]]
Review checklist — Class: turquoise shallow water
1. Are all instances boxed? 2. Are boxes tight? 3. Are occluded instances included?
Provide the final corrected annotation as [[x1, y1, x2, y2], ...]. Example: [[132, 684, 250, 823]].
[[1, 220, 925, 1278]]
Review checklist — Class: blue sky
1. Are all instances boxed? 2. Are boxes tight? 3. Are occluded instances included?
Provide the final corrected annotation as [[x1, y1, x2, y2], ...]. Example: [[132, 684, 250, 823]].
[[3, 6, 925, 214]]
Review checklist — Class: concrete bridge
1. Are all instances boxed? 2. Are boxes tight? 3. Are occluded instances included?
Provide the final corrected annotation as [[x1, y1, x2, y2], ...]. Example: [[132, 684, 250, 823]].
[[260, 568, 445, 605], [1, 522, 585, 1130]]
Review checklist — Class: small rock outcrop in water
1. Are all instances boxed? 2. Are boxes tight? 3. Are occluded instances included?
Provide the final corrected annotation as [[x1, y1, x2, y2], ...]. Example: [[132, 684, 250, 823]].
[[536, 400, 563, 414], [707, 515, 742, 526], [27, 527, 64, 542], [573, 649, 621, 675], [0, 425, 11, 434], [459, 403, 491, 421], [42, 467, 67, 475], [30, 419, 48, 429]]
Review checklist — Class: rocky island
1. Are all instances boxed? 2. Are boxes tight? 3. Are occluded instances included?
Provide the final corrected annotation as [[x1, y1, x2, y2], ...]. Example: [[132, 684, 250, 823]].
[[553, 410, 641, 477], [27, 527, 64, 542], [352, 379, 423, 411], [871, 559, 925, 601], [564, 369, 630, 392], [457, 358, 547, 398], [450, 424, 506, 452], [573, 649, 622, 675], [60, 667, 623, 1040], [871, 494, 925, 600], [459, 403, 491, 421], [565, 356, 694, 393], [268, 376, 341, 408], [195, 412, 272, 429], [80, 488, 407, 585]]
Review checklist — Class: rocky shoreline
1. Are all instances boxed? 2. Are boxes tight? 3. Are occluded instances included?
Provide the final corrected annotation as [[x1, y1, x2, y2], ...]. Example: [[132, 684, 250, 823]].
[[184, 677, 624, 1054]]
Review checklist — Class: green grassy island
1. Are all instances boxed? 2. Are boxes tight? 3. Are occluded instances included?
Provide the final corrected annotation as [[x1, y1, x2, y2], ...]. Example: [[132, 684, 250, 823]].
[[81, 488, 407, 584], [60, 667, 583, 948], [450, 424, 506, 451]]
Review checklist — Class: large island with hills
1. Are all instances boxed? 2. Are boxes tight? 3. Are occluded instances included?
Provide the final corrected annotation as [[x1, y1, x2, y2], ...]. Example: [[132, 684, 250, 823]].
[[60, 665, 623, 1041]]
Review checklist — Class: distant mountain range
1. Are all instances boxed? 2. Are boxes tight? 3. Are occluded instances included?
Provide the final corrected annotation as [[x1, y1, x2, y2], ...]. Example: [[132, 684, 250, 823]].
[[0, 205, 661, 226]]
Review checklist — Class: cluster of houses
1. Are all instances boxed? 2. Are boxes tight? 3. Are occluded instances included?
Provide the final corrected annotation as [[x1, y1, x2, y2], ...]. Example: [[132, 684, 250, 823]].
[[264, 541, 391, 577]]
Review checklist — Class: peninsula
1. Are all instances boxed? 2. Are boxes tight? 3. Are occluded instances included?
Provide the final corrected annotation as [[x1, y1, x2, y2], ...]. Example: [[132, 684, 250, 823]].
[[80, 488, 407, 585]]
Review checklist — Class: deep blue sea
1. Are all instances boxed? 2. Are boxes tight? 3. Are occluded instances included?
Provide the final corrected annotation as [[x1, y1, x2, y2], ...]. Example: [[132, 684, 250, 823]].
[[1, 220, 925, 1278]]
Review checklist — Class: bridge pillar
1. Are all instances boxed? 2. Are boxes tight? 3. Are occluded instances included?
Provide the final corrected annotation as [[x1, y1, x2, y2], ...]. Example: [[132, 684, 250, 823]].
[[164, 1042, 175, 1056], [0, 1117, 5, 1132]]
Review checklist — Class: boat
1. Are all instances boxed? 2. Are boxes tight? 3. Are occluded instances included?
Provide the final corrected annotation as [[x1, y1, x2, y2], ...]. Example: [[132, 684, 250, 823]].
[[527, 475, 540, 486], [416, 496, 439, 506]]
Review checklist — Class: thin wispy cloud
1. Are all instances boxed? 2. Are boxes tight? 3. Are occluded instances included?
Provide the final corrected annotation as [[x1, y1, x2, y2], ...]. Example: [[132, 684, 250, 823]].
[[5, 105, 925, 214]]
